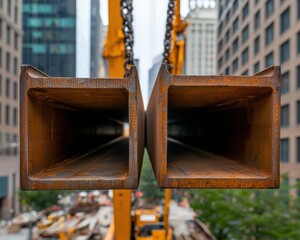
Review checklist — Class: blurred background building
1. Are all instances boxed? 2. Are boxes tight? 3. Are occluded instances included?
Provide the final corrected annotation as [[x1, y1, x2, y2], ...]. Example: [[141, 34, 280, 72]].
[[0, 0, 22, 219], [184, 2, 217, 75], [216, 0, 300, 194], [23, 0, 102, 78]]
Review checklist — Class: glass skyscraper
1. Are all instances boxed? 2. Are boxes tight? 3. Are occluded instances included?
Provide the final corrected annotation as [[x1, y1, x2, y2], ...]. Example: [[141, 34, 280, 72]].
[[23, 0, 76, 77]]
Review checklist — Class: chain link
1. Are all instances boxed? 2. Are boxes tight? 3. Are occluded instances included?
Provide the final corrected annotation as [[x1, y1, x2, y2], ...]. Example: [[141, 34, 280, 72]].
[[121, 0, 134, 77], [163, 0, 175, 72]]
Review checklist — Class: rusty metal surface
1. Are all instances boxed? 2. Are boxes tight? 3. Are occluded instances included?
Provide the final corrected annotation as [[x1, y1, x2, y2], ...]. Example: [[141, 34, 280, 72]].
[[146, 64, 281, 188], [20, 65, 144, 190]]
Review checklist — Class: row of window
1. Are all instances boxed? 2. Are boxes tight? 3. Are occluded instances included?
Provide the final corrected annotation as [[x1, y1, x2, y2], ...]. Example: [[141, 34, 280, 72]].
[[0, 103, 18, 127], [0, 75, 18, 100], [0, 47, 19, 75], [0, 132, 18, 156], [219, 39, 291, 75], [280, 98, 300, 128], [218, 2, 290, 53], [219, 0, 275, 36], [0, 0, 19, 24], [0, 18, 19, 50], [280, 138, 300, 163]]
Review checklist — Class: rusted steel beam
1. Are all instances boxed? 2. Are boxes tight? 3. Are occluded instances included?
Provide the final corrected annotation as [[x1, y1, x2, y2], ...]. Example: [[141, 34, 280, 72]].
[[146, 64, 280, 188], [20, 65, 144, 190]]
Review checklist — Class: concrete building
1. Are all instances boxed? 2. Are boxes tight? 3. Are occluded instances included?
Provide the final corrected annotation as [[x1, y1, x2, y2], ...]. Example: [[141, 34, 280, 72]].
[[0, 0, 23, 219], [23, 0, 102, 78], [216, 0, 300, 194], [185, 1, 217, 75]]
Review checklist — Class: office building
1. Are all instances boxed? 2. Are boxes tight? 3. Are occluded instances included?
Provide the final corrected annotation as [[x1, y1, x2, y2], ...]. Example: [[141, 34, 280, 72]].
[[0, 0, 22, 219], [23, 0, 102, 78], [185, 1, 217, 75], [217, 0, 300, 194]]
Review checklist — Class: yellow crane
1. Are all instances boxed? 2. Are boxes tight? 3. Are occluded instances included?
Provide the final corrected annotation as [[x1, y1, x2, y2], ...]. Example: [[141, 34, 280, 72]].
[[102, 0, 185, 239]]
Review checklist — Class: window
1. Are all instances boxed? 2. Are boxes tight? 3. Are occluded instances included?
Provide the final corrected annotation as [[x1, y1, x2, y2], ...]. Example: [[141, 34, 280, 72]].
[[254, 10, 260, 30], [265, 23, 274, 46], [281, 7, 290, 33], [298, 31, 300, 54], [255, 0, 259, 5], [233, 17, 239, 33], [242, 2, 249, 20], [265, 52, 274, 68], [297, 101, 300, 124], [14, 33, 18, 50], [254, 36, 260, 54], [14, 6, 18, 23], [281, 71, 289, 94], [225, 30, 230, 42], [226, 11, 230, 23], [218, 57, 223, 69], [6, 52, 10, 71], [242, 48, 249, 65], [265, 0, 274, 19], [242, 25, 249, 44], [232, 37, 239, 54], [218, 22, 223, 36], [13, 57, 17, 75], [254, 62, 260, 74], [297, 139, 300, 162], [280, 40, 290, 64], [242, 70, 248, 76], [13, 107, 17, 126], [218, 40, 223, 52], [225, 67, 230, 75], [280, 139, 289, 163], [232, 58, 238, 73], [297, 65, 300, 88], [6, 26, 11, 45], [281, 105, 289, 127], [6, 78, 10, 98], [13, 82, 17, 100], [5, 105, 9, 125], [298, 0, 300, 19], [225, 48, 230, 61], [0, 18, 2, 39], [7, 0, 11, 16], [233, 0, 238, 13]]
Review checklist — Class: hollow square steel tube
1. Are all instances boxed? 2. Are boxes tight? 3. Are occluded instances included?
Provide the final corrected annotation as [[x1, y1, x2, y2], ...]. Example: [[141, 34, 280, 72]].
[[146, 64, 280, 188], [20, 65, 144, 190]]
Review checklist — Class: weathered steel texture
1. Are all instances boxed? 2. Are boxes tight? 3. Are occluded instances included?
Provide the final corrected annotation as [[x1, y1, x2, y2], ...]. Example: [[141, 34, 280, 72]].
[[146, 64, 281, 188], [20, 65, 144, 190]]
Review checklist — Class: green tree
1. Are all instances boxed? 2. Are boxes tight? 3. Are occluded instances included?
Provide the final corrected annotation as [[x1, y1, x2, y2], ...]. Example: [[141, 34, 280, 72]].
[[190, 175, 300, 240], [138, 151, 164, 200], [19, 190, 71, 211]]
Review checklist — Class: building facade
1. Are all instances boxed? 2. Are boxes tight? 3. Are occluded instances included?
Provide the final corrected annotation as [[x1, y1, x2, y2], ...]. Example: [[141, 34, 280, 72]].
[[0, 0, 23, 219], [185, 3, 217, 75], [23, 0, 102, 78], [217, 0, 300, 193], [23, 0, 76, 77]]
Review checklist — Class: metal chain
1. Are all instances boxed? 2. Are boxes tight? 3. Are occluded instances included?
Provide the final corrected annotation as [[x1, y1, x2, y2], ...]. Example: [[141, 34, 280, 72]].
[[163, 0, 175, 72], [121, 0, 134, 77]]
